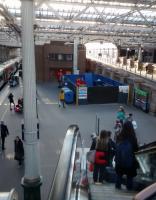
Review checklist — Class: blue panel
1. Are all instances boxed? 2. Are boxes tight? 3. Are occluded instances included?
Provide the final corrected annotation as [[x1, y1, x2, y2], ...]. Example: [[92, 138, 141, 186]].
[[84, 72, 93, 87]]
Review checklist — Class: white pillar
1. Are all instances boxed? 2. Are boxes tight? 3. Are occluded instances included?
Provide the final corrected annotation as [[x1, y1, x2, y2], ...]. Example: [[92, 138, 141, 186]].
[[21, 0, 41, 199], [73, 37, 79, 74]]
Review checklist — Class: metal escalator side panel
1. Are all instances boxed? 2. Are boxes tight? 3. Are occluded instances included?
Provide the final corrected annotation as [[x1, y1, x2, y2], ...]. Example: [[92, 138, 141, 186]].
[[48, 125, 79, 200]]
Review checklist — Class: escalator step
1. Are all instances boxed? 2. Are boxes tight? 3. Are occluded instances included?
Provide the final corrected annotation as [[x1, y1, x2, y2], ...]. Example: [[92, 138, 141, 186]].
[[89, 183, 136, 200]]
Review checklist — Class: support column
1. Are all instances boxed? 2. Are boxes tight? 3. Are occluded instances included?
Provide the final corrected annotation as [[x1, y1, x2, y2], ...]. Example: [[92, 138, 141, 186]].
[[21, 0, 42, 199], [138, 44, 142, 62], [73, 37, 79, 74], [116, 40, 121, 64]]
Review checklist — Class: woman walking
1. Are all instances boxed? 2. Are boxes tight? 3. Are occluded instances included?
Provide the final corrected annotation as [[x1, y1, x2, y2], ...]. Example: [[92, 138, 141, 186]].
[[14, 136, 24, 166]]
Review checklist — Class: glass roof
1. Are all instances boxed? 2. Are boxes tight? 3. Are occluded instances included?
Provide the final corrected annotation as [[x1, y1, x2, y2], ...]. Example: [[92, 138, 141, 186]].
[[0, 0, 156, 47]]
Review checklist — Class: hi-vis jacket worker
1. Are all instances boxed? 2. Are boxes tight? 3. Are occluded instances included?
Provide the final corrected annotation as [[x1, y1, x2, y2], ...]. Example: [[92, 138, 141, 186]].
[[59, 90, 65, 108]]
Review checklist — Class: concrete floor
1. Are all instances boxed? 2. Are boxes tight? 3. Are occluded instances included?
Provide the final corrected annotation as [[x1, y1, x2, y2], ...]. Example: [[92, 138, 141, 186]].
[[0, 81, 156, 200]]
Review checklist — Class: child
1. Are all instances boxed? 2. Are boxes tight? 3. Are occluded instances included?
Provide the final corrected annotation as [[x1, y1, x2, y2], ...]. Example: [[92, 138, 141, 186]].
[[116, 106, 125, 126], [59, 90, 65, 108]]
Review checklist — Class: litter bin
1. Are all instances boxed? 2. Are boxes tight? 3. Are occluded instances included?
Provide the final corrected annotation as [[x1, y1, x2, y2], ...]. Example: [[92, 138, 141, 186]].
[[62, 87, 74, 103], [0, 189, 18, 200]]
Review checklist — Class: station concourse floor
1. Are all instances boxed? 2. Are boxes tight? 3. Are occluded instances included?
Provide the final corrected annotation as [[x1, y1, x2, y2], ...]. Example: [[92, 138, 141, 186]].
[[0, 81, 156, 200]]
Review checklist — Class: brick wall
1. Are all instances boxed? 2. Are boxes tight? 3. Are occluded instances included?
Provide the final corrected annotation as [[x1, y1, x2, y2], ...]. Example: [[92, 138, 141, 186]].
[[35, 41, 86, 81]]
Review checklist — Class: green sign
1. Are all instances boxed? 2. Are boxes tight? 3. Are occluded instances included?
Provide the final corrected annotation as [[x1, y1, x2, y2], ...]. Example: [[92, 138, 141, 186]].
[[135, 88, 148, 97]]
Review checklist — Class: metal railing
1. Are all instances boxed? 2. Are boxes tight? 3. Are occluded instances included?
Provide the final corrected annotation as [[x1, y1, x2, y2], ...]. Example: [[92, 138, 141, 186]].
[[48, 124, 88, 200]]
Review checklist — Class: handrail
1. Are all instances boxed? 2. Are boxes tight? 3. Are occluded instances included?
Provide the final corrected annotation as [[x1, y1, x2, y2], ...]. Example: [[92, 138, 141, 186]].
[[48, 124, 80, 200], [0, 189, 18, 200], [133, 182, 156, 200]]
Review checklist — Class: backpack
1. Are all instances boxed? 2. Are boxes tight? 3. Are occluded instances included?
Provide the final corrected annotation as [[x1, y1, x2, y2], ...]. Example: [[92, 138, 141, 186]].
[[116, 140, 134, 168]]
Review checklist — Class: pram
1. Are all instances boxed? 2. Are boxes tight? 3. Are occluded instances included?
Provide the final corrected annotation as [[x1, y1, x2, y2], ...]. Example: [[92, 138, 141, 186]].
[[15, 98, 23, 113], [9, 75, 19, 87]]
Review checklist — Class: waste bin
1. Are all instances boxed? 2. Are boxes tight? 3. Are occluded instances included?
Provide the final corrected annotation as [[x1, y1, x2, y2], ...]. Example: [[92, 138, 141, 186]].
[[62, 87, 74, 103]]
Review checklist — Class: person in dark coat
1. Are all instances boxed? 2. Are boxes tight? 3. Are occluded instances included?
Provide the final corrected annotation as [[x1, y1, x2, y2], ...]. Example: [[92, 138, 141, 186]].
[[14, 136, 24, 166], [115, 121, 139, 190], [8, 92, 15, 110], [107, 131, 116, 166], [90, 133, 97, 150], [1, 121, 9, 150]]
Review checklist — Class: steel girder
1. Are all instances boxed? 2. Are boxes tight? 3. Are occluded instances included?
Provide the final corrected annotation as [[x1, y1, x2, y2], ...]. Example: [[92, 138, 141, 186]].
[[0, 0, 156, 47]]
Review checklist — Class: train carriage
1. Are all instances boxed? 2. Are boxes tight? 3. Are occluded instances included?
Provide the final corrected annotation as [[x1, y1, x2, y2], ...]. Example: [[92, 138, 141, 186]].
[[0, 57, 21, 89]]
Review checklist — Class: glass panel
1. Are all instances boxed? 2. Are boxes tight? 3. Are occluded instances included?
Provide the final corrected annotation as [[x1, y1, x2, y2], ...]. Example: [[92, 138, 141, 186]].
[[70, 136, 84, 198], [135, 147, 156, 181]]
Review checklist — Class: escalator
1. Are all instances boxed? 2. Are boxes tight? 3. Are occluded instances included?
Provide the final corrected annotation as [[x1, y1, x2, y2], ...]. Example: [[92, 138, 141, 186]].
[[47, 125, 88, 200], [48, 125, 156, 200]]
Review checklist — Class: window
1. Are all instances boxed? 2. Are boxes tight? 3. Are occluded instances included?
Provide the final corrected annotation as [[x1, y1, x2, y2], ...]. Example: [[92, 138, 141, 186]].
[[57, 54, 63, 61], [48, 53, 56, 61], [48, 53, 73, 61], [66, 54, 73, 61]]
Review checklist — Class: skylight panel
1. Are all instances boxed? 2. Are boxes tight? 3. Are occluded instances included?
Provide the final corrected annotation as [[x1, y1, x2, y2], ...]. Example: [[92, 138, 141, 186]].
[[1, 0, 21, 8], [49, 3, 84, 11]]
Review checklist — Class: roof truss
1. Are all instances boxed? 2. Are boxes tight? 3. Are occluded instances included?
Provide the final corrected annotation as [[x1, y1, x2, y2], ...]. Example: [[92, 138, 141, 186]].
[[0, 0, 156, 47]]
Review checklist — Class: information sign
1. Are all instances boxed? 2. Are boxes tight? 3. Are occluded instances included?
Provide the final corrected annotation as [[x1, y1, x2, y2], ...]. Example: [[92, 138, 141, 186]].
[[78, 86, 87, 99]]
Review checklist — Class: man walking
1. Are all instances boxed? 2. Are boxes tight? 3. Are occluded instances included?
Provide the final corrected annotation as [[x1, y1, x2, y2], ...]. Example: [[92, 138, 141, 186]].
[[1, 121, 9, 150], [8, 92, 15, 110]]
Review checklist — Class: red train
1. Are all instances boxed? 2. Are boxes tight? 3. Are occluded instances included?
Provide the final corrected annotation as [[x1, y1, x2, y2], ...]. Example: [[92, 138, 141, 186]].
[[0, 57, 21, 89]]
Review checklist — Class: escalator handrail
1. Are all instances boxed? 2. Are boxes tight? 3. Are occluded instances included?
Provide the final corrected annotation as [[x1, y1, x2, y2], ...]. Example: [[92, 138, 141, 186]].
[[48, 124, 80, 200], [135, 146, 156, 155], [133, 182, 156, 200]]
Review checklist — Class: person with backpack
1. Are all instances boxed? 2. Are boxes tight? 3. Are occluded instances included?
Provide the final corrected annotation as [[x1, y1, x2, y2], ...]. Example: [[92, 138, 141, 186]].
[[115, 121, 139, 190]]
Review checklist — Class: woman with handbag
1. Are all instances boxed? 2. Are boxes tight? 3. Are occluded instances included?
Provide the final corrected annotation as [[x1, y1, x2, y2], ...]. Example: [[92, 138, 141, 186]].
[[93, 130, 110, 184], [14, 136, 24, 166]]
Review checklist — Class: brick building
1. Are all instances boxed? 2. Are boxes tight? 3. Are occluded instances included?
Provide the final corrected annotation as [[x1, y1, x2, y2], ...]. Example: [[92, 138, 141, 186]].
[[35, 41, 86, 81]]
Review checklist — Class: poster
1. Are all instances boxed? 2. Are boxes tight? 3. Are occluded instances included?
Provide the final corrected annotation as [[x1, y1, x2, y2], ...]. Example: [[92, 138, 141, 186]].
[[119, 85, 129, 93], [78, 86, 87, 99]]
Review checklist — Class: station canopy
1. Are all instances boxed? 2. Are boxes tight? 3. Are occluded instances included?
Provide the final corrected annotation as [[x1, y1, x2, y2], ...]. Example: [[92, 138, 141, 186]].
[[0, 0, 156, 48]]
